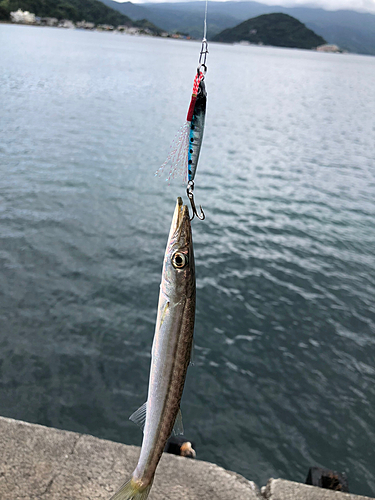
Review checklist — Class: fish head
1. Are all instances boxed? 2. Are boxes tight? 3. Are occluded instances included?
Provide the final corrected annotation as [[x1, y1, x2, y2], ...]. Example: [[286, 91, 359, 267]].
[[162, 197, 195, 300]]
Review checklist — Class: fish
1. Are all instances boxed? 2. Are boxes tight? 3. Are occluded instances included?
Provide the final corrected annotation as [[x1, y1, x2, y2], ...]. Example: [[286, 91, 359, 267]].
[[110, 197, 195, 500]]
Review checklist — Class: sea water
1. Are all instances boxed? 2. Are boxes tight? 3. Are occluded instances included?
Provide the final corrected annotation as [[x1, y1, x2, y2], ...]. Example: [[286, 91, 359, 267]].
[[0, 24, 374, 496]]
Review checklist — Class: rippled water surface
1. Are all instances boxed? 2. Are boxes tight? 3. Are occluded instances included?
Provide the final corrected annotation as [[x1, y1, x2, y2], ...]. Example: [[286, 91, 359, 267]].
[[1, 24, 375, 496]]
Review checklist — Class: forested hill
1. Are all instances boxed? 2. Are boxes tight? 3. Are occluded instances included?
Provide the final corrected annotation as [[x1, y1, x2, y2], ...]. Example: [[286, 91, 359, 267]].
[[102, 1, 375, 55], [213, 13, 326, 49], [0, 0, 150, 28]]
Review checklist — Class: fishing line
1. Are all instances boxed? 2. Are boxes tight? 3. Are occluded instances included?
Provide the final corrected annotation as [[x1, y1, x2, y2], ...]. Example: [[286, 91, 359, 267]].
[[203, 0, 208, 42]]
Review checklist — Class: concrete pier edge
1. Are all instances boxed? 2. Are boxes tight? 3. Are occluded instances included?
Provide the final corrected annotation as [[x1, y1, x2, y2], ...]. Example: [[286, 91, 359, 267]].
[[0, 416, 373, 500]]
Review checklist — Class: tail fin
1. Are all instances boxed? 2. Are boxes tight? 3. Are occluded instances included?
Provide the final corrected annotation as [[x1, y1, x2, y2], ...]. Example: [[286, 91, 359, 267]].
[[109, 478, 153, 500]]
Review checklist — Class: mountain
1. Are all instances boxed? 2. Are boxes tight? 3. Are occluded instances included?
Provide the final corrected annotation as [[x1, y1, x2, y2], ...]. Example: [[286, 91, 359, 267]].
[[0, 0, 133, 23], [101, 0, 238, 36], [0, 0, 162, 32], [101, 0, 237, 37], [212, 12, 326, 49], [100, 0, 150, 20], [101, 0, 375, 55]]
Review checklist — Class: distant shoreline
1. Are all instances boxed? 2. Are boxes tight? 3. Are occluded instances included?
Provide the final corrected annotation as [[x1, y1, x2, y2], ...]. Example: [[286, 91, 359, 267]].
[[3, 21, 374, 57]]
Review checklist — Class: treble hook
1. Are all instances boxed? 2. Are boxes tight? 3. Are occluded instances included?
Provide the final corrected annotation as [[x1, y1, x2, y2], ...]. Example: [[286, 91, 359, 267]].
[[187, 181, 205, 221]]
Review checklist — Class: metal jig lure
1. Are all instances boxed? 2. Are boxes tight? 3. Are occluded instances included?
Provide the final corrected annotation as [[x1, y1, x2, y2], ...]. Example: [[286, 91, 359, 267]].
[[185, 42, 208, 220], [157, 4, 209, 221]]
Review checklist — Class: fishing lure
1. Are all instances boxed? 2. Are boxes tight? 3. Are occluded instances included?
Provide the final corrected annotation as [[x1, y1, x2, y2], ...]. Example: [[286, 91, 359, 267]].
[[157, 21, 209, 221]]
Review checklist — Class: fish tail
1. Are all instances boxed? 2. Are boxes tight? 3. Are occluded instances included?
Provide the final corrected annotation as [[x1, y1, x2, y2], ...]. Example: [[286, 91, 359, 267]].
[[109, 477, 153, 500]]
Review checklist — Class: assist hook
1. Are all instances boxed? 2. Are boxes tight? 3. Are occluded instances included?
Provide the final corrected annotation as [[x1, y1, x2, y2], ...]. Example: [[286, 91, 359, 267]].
[[187, 181, 205, 221]]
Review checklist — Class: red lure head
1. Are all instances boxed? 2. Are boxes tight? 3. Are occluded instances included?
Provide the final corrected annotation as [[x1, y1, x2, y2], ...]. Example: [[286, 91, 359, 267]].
[[186, 72, 205, 122]]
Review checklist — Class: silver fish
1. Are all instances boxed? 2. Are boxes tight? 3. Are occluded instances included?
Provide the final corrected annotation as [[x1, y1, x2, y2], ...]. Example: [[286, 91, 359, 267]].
[[110, 197, 195, 500]]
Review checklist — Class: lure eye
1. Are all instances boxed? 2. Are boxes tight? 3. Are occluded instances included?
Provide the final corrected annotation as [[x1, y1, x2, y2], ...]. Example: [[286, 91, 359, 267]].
[[172, 252, 188, 269]]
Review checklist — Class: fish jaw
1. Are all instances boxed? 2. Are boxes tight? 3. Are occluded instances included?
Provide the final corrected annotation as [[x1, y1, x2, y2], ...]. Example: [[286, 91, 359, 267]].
[[166, 197, 191, 255], [162, 198, 194, 302]]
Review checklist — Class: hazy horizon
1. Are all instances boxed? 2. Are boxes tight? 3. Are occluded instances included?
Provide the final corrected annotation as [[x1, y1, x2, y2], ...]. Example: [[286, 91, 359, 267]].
[[120, 0, 375, 15]]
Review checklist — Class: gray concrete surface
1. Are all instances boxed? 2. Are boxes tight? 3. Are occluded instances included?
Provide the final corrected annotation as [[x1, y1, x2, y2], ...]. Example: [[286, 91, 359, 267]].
[[1, 416, 373, 500], [263, 478, 374, 500], [0, 416, 261, 499]]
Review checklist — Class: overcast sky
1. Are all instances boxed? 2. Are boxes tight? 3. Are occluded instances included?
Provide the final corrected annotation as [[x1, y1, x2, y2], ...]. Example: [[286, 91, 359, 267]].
[[125, 0, 375, 14]]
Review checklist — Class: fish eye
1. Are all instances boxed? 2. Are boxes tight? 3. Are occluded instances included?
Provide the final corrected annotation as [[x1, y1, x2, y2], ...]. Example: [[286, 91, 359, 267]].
[[172, 252, 187, 269]]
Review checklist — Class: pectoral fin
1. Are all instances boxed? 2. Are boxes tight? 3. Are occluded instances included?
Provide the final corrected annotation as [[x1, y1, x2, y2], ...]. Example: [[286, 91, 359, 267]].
[[129, 402, 147, 433], [130, 403, 184, 437], [172, 408, 184, 436]]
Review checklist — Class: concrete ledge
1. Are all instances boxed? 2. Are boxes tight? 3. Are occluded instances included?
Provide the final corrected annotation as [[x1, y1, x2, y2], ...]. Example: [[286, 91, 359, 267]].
[[0, 416, 261, 499], [263, 478, 373, 500], [0, 416, 373, 500]]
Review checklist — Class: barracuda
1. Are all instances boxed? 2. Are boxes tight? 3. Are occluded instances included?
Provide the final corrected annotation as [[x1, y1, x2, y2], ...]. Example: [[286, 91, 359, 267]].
[[110, 197, 195, 500]]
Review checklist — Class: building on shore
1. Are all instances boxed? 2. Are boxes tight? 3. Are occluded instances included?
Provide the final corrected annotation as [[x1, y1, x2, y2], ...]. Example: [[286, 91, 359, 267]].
[[76, 20, 95, 30], [125, 26, 141, 35], [117, 25, 132, 32], [40, 17, 58, 27], [10, 9, 36, 24], [97, 24, 114, 31], [7, 12, 166, 38], [316, 44, 342, 53], [58, 20, 75, 29]]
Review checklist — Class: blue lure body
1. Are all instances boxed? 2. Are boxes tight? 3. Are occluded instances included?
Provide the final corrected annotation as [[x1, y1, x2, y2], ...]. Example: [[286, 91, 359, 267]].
[[187, 80, 207, 183]]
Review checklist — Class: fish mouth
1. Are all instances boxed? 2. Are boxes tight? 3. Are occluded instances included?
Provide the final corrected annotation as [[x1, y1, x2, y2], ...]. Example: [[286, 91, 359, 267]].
[[168, 197, 191, 246]]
